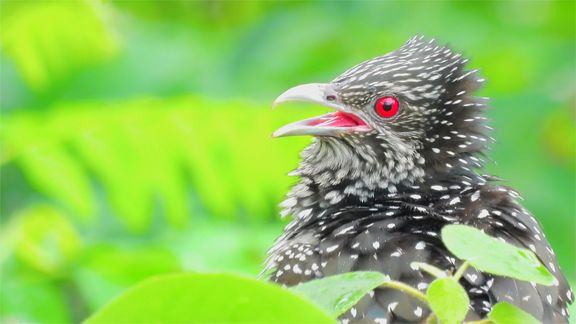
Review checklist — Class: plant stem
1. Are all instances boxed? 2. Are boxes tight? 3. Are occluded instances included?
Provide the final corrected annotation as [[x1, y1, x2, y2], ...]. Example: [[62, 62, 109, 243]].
[[59, 277, 90, 323], [411, 262, 448, 278], [380, 280, 428, 304], [453, 261, 470, 281]]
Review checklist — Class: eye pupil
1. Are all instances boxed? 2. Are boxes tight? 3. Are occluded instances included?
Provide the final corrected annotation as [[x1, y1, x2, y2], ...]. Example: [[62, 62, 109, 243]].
[[375, 96, 399, 118]]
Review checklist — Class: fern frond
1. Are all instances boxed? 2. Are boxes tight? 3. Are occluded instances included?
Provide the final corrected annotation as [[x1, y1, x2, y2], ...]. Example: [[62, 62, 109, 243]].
[[2, 96, 324, 231]]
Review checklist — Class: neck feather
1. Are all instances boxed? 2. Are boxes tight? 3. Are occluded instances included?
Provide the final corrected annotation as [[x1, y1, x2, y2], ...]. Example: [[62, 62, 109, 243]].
[[280, 136, 487, 220]]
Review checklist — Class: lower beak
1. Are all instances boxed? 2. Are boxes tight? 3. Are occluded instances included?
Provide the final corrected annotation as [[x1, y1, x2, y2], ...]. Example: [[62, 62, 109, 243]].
[[272, 83, 371, 138]]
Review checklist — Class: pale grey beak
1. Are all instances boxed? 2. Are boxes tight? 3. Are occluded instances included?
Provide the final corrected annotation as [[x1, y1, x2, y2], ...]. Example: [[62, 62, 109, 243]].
[[272, 83, 343, 110], [272, 83, 370, 138]]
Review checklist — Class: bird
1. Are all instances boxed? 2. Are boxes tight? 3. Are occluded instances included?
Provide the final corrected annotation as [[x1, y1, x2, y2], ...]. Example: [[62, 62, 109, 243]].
[[264, 36, 573, 323]]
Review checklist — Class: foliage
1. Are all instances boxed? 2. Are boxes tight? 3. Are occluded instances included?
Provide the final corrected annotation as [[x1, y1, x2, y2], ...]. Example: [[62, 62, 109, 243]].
[[442, 225, 556, 285], [291, 271, 387, 317], [85, 273, 334, 324], [487, 302, 540, 324], [0, 0, 574, 322], [2, 98, 320, 230], [380, 224, 548, 323], [426, 278, 469, 324], [0, 0, 117, 90], [2, 205, 81, 276], [84, 225, 547, 323]]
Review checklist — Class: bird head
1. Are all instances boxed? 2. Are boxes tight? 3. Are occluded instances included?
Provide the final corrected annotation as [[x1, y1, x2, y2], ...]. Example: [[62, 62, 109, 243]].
[[273, 36, 491, 196]]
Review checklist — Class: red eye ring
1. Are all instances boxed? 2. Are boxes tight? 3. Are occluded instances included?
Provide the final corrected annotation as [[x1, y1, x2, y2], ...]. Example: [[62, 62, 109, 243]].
[[375, 96, 399, 118]]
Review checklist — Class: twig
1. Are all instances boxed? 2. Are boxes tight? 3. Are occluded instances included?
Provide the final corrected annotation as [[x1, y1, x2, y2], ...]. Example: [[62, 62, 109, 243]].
[[411, 262, 448, 278], [380, 280, 428, 304], [453, 261, 470, 281]]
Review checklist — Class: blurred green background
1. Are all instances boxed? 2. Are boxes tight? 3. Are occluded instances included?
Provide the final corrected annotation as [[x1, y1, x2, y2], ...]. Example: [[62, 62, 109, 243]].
[[0, 1, 574, 323]]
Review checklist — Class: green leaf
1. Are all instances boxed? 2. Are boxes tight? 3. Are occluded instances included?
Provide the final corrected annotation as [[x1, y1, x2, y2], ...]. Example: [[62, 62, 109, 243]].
[[85, 273, 334, 324], [487, 302, 539, 324], [291, 271, 387, 317], [441, 225, 556, 285], [0, 0, 118, 90], [3, 205, 81, 275], [426, 278, 469, 324], [18, 145, 95, 221], [2, 112, 94, 221]]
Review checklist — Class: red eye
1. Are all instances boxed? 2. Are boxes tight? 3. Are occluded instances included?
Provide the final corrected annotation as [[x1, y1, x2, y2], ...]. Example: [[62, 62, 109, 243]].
[[375, 96, 399, 118]]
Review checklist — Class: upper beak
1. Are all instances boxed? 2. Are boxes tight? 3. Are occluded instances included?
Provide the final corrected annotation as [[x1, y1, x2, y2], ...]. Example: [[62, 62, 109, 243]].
[[272, 83, 371, 138]]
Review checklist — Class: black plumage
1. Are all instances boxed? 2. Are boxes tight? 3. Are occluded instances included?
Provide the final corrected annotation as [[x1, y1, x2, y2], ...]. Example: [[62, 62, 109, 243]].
[[266, 36, 572, 323]]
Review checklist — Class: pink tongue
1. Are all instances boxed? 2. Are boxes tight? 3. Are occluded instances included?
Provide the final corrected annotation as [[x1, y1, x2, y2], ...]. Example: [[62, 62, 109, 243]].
[[307, 111, 364, 127]]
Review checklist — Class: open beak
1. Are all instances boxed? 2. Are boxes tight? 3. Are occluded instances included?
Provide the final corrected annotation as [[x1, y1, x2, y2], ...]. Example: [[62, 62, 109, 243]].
[[272, 83, 371, 138]]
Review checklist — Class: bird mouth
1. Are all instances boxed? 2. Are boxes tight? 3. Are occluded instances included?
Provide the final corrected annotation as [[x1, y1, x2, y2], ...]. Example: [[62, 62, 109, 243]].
[[272, 83, 371, 138]]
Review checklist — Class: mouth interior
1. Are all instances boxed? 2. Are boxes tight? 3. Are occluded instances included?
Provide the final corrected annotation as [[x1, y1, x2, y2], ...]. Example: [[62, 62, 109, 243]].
[[307, 111, 369, 129]]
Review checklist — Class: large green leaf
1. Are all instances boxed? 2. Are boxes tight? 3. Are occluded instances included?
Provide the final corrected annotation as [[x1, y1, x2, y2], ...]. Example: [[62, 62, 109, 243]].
[[441, 225, 556, 285], [487, 302, 539, 324], [291, 272, 387, 317], [426, 278, 469, 324], [85, 273, 334, 323]]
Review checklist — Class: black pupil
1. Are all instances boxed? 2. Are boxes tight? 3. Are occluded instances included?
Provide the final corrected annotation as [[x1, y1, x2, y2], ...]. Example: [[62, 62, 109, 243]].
[[382, 102, 393, 111]]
